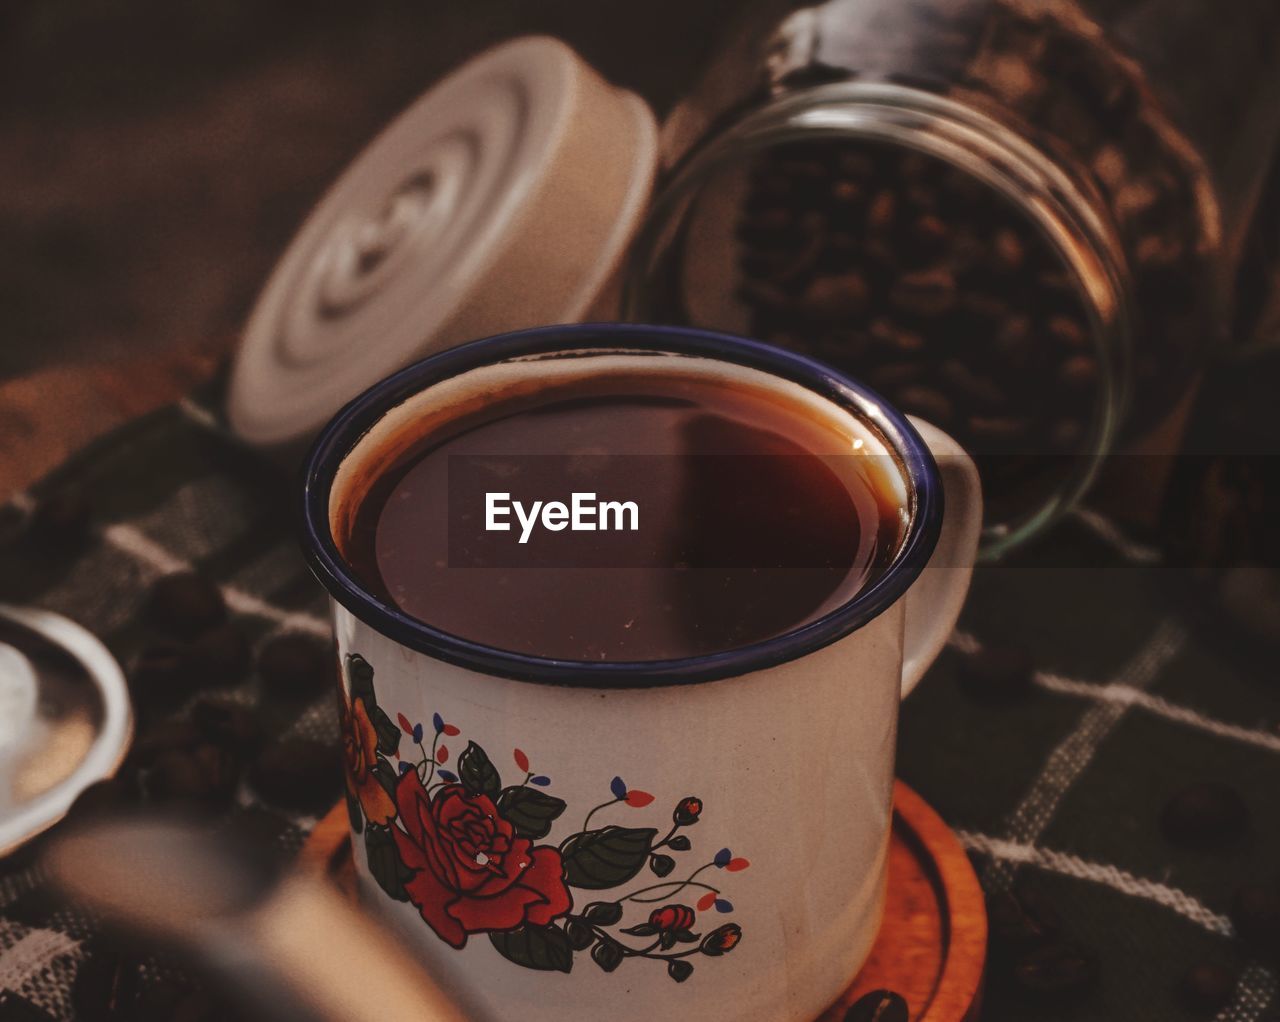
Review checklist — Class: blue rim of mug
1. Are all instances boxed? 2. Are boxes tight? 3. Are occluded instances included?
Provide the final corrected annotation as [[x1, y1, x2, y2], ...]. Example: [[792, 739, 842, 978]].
[[301, 323, 944, 688]]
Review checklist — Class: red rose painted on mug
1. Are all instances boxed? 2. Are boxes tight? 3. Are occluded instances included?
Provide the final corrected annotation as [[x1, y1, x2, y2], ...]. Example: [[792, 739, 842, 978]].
[[341, 653, 749, 981], [392, 775, 572, 947]]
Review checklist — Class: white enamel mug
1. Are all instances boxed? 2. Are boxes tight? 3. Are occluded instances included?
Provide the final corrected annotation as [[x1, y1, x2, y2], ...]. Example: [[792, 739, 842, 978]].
[[301, 324, 981, 1022]]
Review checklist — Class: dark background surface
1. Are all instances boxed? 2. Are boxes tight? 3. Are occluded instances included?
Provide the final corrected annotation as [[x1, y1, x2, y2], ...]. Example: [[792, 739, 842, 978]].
[[0, 0, 738, 380], [1, 5, 1279, 1021]]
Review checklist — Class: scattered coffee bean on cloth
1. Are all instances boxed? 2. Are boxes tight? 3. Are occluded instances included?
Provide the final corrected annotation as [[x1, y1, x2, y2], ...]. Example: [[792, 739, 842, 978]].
[[258, 632, 332, 700], [145, 572, 228, 640], [250, 739, 343, 817]]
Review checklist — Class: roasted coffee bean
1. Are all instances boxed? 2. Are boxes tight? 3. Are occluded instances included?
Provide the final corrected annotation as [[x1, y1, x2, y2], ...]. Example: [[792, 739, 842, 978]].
[[769, 221, 828, 285], [869, 318, 924, 354], [801, 273, 870, 320], [184, 623, 251, 687], [866, 190, 896, 232], [895, 386, 955, 427], [994, 315, 1033, 362], [1012, 941, 1097, 999], [129, 642, 197, 710], [843, 989, 909, 1022], [1230, 884, 1280, 950], [991, 228, 1025, 274], [908, 214, 949, 258], [146, 572, 227, 640], [1059, 354, 1100, 390], [737, 279, 794, 313], [816, 329, 873, 362], [937, 359, 1006, 408], [1047, 315, 1089, 350], [1180, 963, 1237, 1015], [1159, 782, 1249, 848], [148, 743, 241, 811], [192, 698, 263, 751], [249, 739, 342, 816], [70, 949, 142, 1020], [957, 643, 1034, 703], [889, 269, 957, 318], [831, 179, 864, 206], [258, 633, 331, 700], [904, 182, 940, 214], [0, 992, 55, 1022], [967, 416, 1031, 447], [867, 363, 923, 393], [28, 490, 92, 552]]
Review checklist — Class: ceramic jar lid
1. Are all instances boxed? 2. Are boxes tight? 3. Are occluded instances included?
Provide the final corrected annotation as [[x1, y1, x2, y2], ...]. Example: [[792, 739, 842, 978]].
[[0, 605, 133, 854], [227, 35, 658, 447]]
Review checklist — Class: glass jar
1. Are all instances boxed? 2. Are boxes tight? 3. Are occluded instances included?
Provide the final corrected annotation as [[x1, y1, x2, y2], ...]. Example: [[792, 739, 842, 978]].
[[623, 0, 1280, 555]]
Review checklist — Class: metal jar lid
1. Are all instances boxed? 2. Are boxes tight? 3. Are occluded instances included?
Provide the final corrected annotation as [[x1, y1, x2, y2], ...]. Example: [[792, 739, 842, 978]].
[[0, 604, 133, 855], [227, 35, 658, 448]]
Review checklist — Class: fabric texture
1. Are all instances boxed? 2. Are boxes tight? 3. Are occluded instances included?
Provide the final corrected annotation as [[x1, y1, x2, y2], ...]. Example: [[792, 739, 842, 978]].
[[0, 396, 1276, 1021]]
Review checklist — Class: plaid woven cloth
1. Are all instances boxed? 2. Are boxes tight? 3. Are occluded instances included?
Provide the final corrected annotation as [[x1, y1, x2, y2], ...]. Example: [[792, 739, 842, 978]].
[[0, 397, 1276, 1021]]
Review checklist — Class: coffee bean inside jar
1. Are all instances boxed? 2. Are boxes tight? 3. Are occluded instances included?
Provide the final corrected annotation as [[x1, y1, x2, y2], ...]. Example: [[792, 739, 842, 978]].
[[740, 140, 1099, 522], [649, 137, 1108, 535], [626, 0, 1280, 552]]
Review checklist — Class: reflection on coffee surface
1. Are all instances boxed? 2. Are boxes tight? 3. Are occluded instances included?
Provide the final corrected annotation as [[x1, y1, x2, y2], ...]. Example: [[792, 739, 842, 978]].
[[334, 361, 907, 662]]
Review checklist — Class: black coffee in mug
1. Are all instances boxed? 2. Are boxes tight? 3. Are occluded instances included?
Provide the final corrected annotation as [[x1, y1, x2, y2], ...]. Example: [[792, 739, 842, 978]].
[[331, 355, 907, 661]]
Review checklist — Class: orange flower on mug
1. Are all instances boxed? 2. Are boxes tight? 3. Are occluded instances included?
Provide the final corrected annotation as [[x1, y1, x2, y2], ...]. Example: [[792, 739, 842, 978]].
[[342, 694, 397, 825]]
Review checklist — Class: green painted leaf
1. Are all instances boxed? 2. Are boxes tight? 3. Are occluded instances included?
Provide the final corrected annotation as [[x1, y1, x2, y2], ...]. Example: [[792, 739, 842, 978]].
[[565, 919, 595, 951], [489, 925, 573, 973], [345, 787, 364, 835], [457, 741, 501, 799], [583, 901, 623, 925], [590, 937, 624, 972], [496, 786, 567, 839], [365, 824, 412, 902], [649, 853, 675, 877], [372, 757, 399, 799], [561, 826, 657, 890], [620, 923, 658, 937], [346, 654, 376, 707], [371, 706, 400, 757]]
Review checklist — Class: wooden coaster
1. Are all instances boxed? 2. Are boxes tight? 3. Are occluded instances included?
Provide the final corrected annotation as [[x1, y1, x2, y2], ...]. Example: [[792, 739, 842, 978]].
[[300, 779, 985, 1021]]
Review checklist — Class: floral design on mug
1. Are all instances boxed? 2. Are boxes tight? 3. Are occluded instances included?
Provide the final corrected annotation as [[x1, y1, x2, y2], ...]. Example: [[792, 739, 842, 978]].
[[340, 653, 748, 980]]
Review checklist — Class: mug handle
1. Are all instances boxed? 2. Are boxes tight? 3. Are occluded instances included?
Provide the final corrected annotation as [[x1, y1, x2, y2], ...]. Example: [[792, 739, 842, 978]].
[[900, 417, 983, 697]]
